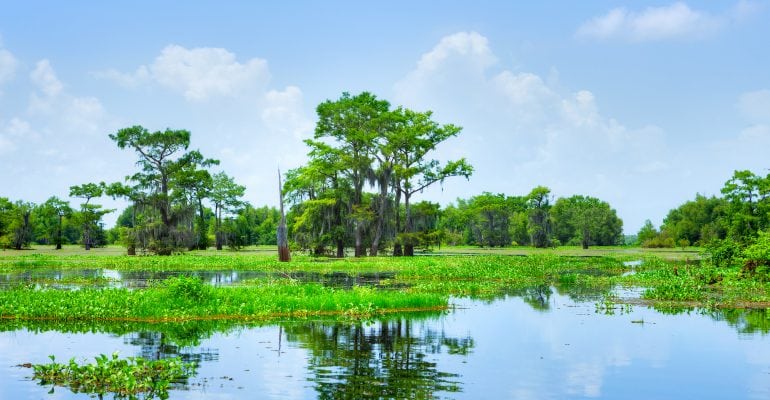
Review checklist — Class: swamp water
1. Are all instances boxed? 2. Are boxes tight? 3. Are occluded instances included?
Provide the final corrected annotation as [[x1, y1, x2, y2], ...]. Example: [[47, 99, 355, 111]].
[[2, 287, 770, 399]]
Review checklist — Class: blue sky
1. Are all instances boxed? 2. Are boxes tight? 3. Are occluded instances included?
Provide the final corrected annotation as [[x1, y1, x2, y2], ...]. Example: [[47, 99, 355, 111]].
[[1, 1, 769, 233]]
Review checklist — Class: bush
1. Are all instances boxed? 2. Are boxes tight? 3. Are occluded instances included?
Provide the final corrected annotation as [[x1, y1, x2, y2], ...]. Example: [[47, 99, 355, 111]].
[[163, 276, 211, 302], [741, 231, 770, 281], [705, 238, 741, 268]]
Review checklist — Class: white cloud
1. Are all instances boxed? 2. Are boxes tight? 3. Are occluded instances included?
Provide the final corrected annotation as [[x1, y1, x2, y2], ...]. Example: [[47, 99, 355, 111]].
[[737, 89, 770, 122], [98, 45, 270, 101], [28, 60, 108, 135], [576, 2, 730, 42], [91, 45, 313, 212], [92, 65, 150, 88], [395, 31, 496, 105], [0, 47, 18, 87], [262, 86, 314, 141], [30, 59, 64, 97], [394, 31, 674, 232]]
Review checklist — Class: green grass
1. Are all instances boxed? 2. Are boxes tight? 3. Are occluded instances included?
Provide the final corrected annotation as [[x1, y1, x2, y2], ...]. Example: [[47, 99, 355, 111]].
[[0, 276, 446, 322], [0, 244, 701, 260], [2, 247, 769, 315]]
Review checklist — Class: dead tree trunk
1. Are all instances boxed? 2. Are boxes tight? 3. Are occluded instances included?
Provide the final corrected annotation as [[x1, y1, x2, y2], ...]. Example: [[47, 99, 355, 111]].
[[277, 169, 291, 262]]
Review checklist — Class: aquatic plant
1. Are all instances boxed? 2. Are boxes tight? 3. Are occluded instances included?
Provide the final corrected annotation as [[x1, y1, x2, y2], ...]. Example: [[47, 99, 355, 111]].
[[32, 352, 194, 399], [0, 276, 447, 322]]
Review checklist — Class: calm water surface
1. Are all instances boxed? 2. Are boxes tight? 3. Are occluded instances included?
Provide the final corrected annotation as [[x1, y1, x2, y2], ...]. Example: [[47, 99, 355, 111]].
[[2, 290, 769, 399]]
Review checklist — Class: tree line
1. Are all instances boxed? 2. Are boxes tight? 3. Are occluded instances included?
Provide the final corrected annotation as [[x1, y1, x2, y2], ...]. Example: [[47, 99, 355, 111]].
[[637, 169, 770, 248], [1, 91, 624, 255]]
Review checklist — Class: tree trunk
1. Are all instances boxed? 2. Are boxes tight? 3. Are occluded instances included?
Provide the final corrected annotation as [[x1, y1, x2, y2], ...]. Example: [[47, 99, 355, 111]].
[[215, 205, 223, 251], [336, 240, 345, 258], [393, 187, 402, 256], [404, 192, 414, 257], [370, 173, 390, 256], [197, 198, 207, 250], [354, 223, 363, 257], [84, 224, 91, 251], [56, 214, 62, 250], [277, 169, 291, 262]]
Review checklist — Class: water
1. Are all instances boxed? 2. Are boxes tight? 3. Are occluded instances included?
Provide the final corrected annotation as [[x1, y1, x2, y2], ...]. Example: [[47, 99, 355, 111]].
[[2, 290, 770, 399], [0, 269, 397, 290]]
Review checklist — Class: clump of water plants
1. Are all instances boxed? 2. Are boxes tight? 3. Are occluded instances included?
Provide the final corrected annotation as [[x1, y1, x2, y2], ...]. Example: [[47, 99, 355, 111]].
[[31, 352, 195, 399]]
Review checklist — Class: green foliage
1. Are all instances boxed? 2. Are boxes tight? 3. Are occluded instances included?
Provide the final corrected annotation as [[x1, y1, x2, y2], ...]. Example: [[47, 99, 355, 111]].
[[162, 276, 211, 302], [551, 195, 623, 248], [107, 125, 219, 255], [740, 231, 770, 281], [33, 352, 195, 399], [527, 186, 552, 248], [661, 194, 727, 245], [705, 238, 741, 268]]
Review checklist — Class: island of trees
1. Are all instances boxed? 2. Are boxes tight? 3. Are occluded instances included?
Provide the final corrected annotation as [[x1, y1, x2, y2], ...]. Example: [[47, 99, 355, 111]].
[[1, 92, 767, 260]]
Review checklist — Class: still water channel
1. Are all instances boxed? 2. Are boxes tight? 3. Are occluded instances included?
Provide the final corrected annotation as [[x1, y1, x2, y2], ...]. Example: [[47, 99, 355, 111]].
[[1, 280, 770, 399]]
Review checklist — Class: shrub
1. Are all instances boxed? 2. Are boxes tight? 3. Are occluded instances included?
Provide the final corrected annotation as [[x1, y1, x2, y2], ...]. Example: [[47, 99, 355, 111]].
[[705, 238, 741, 268]]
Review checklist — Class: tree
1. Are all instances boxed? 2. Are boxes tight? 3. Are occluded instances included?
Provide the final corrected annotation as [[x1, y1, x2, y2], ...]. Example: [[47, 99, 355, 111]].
[[34, 197, 73, 249], [527, 186, 552, 248], [464, 193, 512, 247], [721, 170, 770, 241], [551, 195, 623, 248], [210, 172, 245, 250], [69, 183, 111, 250], [277, 170, 290, 262], [390, 108, 472, 256], [310, 92, 390, 257], [636, 220, 658, 246], [6, 201, 35, 250], [660, 194, 728, 245], [109, 125, 218, 254], [284, 159, 352, 257]]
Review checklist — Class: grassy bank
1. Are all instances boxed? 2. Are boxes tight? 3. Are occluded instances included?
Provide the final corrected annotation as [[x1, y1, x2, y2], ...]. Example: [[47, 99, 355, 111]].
[[1, 248, 768, 315], [0, 276, 446, 322]]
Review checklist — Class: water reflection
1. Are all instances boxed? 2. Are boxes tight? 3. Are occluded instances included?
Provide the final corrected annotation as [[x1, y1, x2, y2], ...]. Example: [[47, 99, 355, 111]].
[[286, 319, 471, 399], [2, 290, 770, 399], [0, 269, 397, 290]]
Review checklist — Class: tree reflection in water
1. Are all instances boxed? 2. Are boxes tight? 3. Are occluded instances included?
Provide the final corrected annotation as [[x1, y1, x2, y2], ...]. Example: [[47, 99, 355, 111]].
[[284, 318, 473, 399]]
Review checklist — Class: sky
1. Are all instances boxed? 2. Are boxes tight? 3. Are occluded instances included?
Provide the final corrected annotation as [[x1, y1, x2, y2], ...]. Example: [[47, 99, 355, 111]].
[[1, 1, 769, 233]]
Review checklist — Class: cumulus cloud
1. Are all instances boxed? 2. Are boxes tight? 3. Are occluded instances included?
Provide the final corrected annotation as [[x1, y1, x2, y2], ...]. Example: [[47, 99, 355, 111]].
[[262, 86, 314, 141], [737, 89, 770, 122], [92, 66, 150, 88], [0, 47, 18, 87], [576, 2, 748, 42], [28, 59, 108, 135], [394, 31, 673, 232], [30, 60, 64, 97], [92, 45, 313, 210], [97, 45, 270, 101]]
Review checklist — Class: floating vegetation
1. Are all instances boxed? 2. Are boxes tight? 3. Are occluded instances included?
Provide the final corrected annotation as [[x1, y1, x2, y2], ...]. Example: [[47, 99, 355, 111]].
[[0, 276, 447, 322], [2, 252, 770, 313], [31, 352, 195, 399]]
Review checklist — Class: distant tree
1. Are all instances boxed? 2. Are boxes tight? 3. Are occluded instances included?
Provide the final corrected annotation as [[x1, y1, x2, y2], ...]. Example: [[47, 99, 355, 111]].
[[390, 108, 472, 256], [721, 170, 770, 241], [210, 172, 245, 250], [464, 193, 513, 247], [527, 186, 552, 248], [69, 183, 111, 250], [108, 125, 218, 254], [660, 194, 728, 245], [33, 197, 73, 249], [0, 197, 14, 249], [7, 201, 35, 250], [551, 195, 623, 248], [637, 220, 658, 245]]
